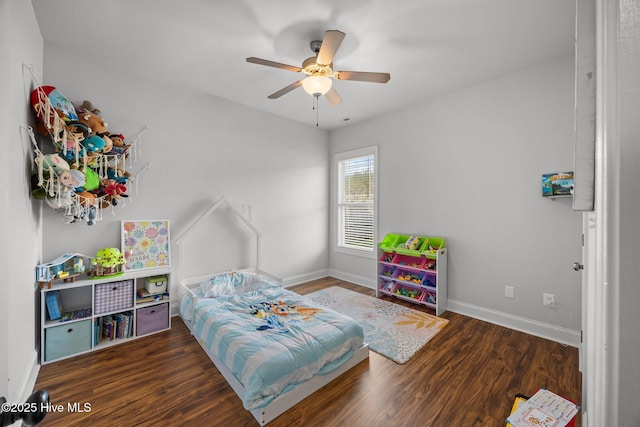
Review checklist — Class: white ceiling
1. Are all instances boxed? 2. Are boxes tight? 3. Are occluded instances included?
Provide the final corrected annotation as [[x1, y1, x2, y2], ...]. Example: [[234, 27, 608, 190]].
[[31, 0, 575, 130]]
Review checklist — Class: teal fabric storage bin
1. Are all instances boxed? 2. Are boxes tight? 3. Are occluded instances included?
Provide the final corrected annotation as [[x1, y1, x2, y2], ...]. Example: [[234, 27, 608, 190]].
[[45, 319, 91, 361]]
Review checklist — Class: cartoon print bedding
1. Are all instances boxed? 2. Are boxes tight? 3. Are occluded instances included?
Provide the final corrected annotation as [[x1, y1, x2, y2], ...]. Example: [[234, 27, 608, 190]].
[[191, 284, 364, 410]]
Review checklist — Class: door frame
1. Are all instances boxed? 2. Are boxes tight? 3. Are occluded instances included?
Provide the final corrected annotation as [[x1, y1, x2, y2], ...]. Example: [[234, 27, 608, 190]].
[[581, 0, 621, 425]]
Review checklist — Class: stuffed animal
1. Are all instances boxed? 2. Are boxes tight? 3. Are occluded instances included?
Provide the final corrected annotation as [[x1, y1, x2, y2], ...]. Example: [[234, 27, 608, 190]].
[[75, 101, 108, 135], [78, 168, 100, 192], [82, 135, 106, 153], [109, 133, 125, 147], [107, 133, 130, 155], [99, 133, 113, 153], [39, 153, 69, 174], [58, 169, 85, 189], [100, 179, 128, 205], [75, 191, 96, 207], [107, 167, 130, 183], [76, 100, 101, 116], [86, 206, 97, 226], [30, 86, 78, 123]]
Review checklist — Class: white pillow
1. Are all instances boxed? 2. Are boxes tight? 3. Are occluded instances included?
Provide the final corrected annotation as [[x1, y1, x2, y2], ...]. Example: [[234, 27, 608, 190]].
[[200, 271, 263, 298]]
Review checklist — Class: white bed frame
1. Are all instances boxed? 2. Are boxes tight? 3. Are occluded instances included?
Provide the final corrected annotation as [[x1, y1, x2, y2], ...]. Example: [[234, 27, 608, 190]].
[[175, 196, 369, 425]]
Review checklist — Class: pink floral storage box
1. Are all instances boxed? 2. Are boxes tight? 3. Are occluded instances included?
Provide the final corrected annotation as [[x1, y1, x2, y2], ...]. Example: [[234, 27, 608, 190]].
[[94, 280, 134, 315]]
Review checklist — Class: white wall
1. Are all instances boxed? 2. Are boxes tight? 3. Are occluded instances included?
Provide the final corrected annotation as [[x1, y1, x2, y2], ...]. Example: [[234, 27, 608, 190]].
[[39, 46, 330, 294], [329, 56, 582, 343], [1, 0, 43, 403]]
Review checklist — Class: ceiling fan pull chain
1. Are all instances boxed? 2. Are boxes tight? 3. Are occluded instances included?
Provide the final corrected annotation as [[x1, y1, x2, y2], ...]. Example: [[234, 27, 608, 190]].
[[314, 94, 320, 126]]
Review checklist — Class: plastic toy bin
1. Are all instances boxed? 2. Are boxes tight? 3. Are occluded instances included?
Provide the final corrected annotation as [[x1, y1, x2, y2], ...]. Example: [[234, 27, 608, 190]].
[[144, 275, 168, 294], [391, 283, 424, 301], [378, 279, 395, 294], [422, 290, 437, 305], [423, 258, 437, 271], [394, 235, 426, 255], [379, 251, 395, 263], [391, 253, 425, 269], [379, 234, 400, 251], [379, 264, 396, 278], [94, 280, 133, 315], [392, 268, 425, 286], [423, 237, 445, 255], [422, 274, 437, 288]]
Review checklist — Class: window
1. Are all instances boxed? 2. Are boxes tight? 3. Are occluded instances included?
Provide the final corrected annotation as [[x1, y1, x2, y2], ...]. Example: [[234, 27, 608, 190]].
[[336, 146, 377, 255]]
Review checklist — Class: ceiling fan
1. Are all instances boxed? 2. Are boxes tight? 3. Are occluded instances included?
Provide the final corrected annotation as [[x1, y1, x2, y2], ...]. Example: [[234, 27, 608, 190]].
[[246, 30, 391, 106]]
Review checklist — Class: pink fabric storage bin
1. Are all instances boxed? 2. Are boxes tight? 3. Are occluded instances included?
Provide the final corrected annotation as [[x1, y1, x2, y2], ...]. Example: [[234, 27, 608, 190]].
[[136, 302, 169, 336]]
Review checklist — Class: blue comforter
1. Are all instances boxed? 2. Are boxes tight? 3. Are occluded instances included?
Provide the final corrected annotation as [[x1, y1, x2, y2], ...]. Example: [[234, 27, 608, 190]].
[[193, 285, 364, 410]]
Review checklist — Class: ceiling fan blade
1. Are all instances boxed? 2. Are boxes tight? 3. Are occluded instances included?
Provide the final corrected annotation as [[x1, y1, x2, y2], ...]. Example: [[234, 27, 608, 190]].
[[335, 71, 391, 83], [316, 30, 346, 65], [267, 81, 303, 99], [246, 57, 302, 73], [324, 87, 343, 106]]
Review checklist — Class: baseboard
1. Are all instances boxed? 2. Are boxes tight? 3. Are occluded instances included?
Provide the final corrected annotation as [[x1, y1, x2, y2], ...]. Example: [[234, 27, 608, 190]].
[[326, 269, 375, 289], [16, 350, 40, 403], [323, 270, 580, 348], [447, 298, 581, 348], [282, 269, 330, 287]]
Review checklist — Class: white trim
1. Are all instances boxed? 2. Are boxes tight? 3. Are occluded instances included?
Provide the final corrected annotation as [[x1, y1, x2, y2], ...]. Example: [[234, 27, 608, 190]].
[[333, 245, 375, 259], [324, 271, 581, 347], [580, 0, 619, 424], [17, 350, 39, 403], [334, 146, 378, 258], [281, 269, 329, 287], [447, 299, 582, 348], [327, 269, 376, 289]]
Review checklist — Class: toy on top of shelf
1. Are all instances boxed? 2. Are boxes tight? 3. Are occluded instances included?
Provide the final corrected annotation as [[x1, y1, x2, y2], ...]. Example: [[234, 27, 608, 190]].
[[404, 235, 422, 250], [36, 253, 89, 289], [89, 247, 125, 278]]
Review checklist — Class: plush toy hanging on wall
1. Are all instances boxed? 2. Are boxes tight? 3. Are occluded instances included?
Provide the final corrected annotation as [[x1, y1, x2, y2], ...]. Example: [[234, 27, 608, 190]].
[[28, 85, 138, 225]]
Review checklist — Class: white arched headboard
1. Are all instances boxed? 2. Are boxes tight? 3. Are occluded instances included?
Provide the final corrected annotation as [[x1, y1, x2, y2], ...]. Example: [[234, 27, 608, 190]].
[[174, 195, 262, 285]]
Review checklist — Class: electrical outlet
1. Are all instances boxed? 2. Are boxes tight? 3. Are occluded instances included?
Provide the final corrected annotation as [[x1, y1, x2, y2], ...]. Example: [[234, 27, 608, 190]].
[[505, 286, 515, 299], [543, 293, 555, 307]]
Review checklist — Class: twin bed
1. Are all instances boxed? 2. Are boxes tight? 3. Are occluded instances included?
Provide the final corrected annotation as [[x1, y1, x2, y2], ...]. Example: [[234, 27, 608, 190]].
[[176, 197, 369, 425]]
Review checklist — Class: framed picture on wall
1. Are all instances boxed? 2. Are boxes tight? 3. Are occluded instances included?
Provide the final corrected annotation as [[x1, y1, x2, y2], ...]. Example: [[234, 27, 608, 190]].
[[121, 220, 171, 271]]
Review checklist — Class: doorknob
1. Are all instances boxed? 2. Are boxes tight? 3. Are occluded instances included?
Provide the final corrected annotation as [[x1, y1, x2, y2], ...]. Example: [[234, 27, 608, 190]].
[[573, 262, 584, 271]]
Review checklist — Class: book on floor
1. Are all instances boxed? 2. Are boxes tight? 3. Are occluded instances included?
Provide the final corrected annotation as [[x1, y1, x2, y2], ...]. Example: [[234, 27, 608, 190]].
[[506, 388, 578, 427]]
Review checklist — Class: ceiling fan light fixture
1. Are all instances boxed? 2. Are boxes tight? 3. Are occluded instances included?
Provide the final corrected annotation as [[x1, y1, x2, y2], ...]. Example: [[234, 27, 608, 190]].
[[301, 75, 332, 96]]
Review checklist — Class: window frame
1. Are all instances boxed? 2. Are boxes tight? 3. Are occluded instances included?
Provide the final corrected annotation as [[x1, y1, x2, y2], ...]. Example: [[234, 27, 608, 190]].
[[334, 145, 378, 259]]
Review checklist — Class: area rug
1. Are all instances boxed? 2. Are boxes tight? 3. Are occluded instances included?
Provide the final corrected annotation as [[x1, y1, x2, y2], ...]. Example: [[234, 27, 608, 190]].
[[305, 286, 449, 364]]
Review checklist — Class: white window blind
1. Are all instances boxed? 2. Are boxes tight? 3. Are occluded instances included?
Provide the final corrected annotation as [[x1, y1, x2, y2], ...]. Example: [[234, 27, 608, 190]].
[[337, 152, 375, 252]]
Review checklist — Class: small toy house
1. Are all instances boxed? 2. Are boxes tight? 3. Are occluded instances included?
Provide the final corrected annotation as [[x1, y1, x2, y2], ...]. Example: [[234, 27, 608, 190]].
[[36, 253, 88, 288], [89, 247, 125, 278]]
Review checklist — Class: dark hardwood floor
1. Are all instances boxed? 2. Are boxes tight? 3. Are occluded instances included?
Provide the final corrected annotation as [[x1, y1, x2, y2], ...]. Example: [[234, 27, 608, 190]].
[[34, 277, 581, 426]]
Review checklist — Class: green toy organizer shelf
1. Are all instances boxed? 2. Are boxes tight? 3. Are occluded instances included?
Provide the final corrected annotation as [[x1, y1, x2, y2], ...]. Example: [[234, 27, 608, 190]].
[[376, 233, 447, 315]]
